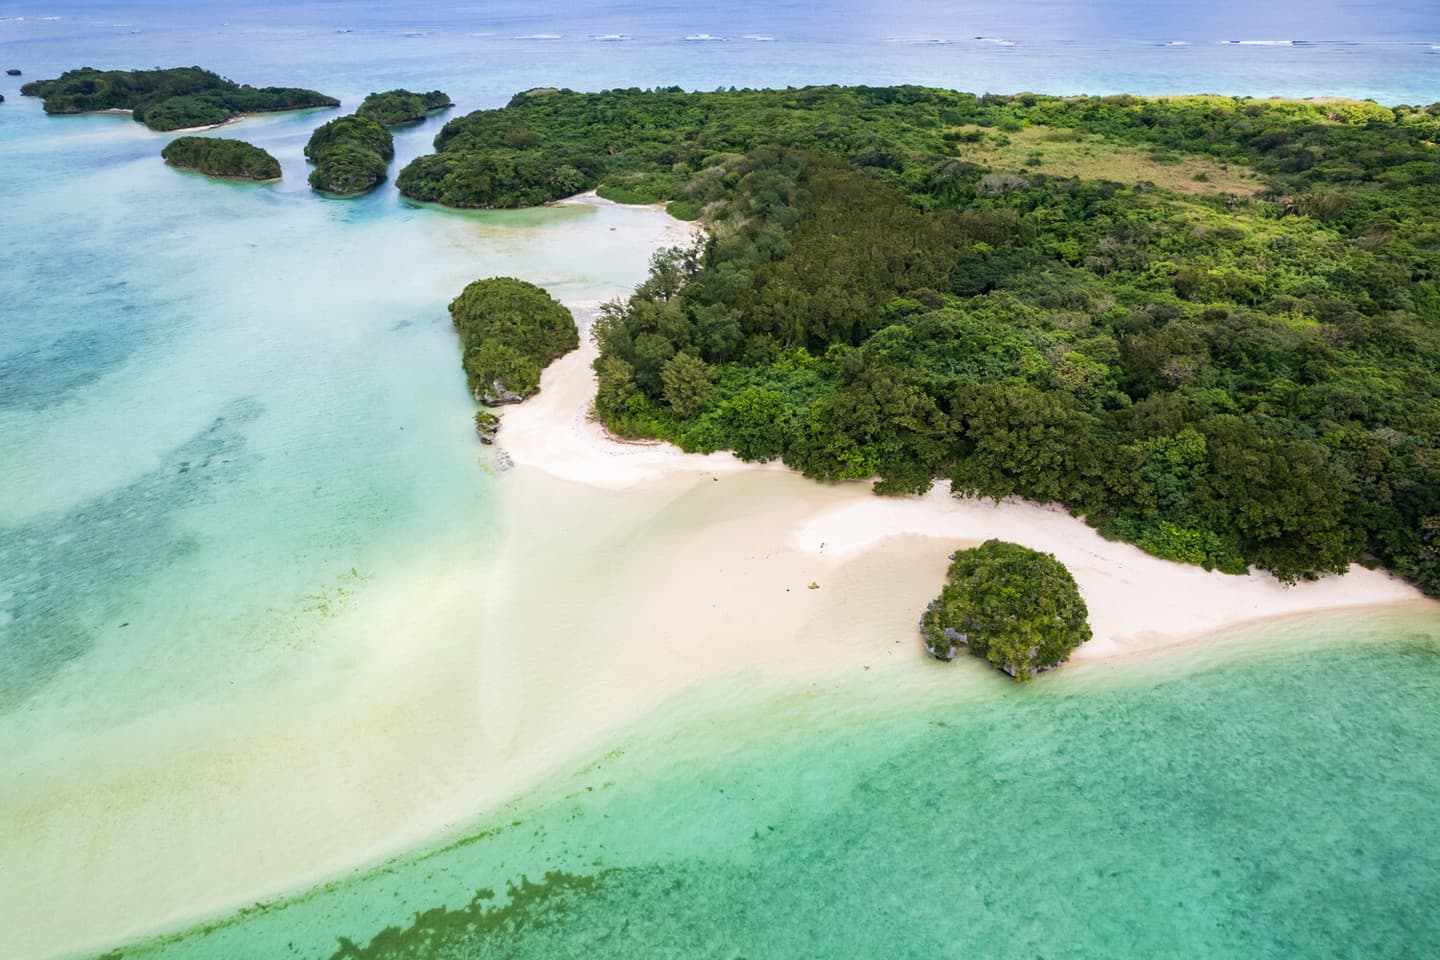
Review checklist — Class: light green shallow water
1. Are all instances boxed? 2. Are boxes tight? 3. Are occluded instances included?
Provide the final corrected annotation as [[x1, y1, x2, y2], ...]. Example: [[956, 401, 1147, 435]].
[[0, 101, 675, 729], [0, 94, 691, 958], [111, 606, 1440, 960]]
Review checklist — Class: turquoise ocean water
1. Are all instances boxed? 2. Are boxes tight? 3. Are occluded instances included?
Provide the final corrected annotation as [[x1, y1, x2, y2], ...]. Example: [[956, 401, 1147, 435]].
[[2, 3, 1439, 958], [125, 608, 1440, 960]]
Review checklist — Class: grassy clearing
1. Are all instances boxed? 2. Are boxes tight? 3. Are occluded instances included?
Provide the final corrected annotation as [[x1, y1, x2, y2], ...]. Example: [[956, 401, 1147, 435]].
[[956, 125, 1265, 196]]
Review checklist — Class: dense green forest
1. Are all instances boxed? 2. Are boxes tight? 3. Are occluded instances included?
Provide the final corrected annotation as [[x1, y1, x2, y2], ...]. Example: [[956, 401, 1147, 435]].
[[403, 86, 1440, 593], [160, 136, 281, 180], [921, 540, 1091, 679], [304, 114, 394, 195], [358, 88, 453, 125], [20, 66, 338, 131], [449, 278, 578, 404]]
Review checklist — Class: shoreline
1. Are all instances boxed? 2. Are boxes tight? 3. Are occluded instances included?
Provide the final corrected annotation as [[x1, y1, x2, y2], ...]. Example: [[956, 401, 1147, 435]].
[[162, 159, 282, 182], [56, 107, 255, 134], [498, 301, 1432, 668]]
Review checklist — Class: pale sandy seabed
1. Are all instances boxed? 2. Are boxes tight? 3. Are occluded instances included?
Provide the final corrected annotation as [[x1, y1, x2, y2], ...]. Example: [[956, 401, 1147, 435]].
[[3, 194, 1435, 960]]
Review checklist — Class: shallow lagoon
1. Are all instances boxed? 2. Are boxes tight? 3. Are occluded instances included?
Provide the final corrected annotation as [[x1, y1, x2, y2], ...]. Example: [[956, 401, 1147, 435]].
[[122, 607, 1440, 959]]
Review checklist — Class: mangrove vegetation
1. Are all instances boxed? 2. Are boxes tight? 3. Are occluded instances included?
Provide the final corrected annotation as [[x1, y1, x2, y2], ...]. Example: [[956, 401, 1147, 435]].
[[21, 66, 338, 131], [161, 136, 281, 180]]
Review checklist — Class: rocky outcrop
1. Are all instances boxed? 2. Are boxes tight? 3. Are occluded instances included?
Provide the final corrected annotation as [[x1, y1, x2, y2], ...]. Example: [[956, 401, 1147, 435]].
[[999, 651, 1059, 680], [476, 381, 526, 406], [5, 69, 20, 77], [473, 411, 501, 444], [919, 599, 968, 661]]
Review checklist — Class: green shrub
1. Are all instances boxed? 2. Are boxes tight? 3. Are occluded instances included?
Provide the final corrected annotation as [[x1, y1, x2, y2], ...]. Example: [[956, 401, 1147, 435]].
[[161, 136, 280, 180], [920, 540, 1091, 681], [305, 114, 394, 195], [448, 278, 578, 404], [665, 199, 703, 221]]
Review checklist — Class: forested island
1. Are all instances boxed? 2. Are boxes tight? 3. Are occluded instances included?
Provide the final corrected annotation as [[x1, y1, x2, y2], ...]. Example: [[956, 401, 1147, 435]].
[[20, 66, 338, 131], [161, 136, 281, 181], [921, 540, 1091, 680], [450, 278, 578, 404], [401, 87, 1440, 594], [358, 88, 453, 125], [305, 114, 394, 195]]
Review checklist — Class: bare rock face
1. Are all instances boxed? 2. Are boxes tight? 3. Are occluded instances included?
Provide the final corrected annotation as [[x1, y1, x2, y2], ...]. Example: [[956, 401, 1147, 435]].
[[476, 381, 525, 406], [976, 172, 1029, 197]]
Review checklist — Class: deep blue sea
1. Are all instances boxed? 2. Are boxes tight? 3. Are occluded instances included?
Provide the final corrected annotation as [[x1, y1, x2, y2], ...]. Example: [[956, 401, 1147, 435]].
[[2, 3, 1439, 959], [3, 0, 1439, 107]]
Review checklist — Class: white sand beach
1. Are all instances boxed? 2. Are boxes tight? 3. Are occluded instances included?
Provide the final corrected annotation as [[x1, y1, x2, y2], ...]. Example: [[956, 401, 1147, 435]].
[[499, 307, 1431, 670]]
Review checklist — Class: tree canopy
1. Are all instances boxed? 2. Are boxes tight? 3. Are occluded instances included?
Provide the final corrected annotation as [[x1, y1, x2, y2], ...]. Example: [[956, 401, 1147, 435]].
[[161, 136, 281, 180], [921, 540, 1092, 680], [21, 66, 337, 131], [448, 278, 579, 404], [357, 88, 452, 125], [304, 114, 394, 195]]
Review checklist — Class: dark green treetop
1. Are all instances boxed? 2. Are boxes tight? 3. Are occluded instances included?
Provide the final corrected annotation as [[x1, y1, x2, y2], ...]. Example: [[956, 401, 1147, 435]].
[[21, 66, 338, 131], [357, 88, 453, 125], [160, 136, 281, 180], [304, 114, 394, 195], [449, 278, 579, 404], [921, 540, 1092, 681]]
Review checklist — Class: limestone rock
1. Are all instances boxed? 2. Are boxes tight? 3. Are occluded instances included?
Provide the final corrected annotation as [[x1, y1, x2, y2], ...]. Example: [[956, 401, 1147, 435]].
[[476, 381, 525, 406], [473, 410, 501, 444]]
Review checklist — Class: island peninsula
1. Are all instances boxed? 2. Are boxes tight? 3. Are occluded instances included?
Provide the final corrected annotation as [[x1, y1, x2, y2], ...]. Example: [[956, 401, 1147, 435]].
[[408, 87, 1440, 596], [21, 66, 338, 130]]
